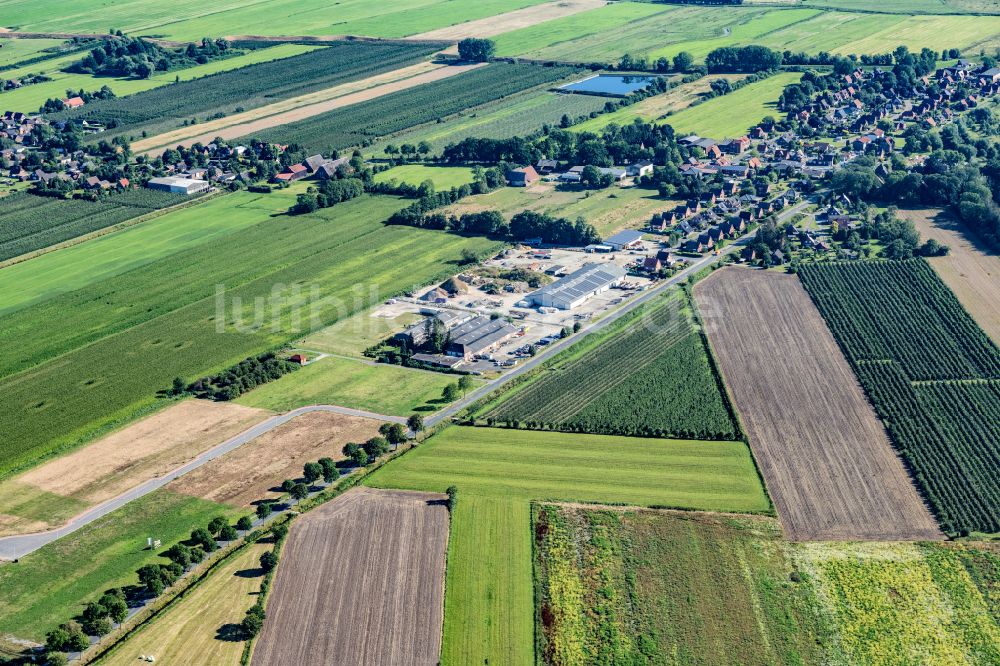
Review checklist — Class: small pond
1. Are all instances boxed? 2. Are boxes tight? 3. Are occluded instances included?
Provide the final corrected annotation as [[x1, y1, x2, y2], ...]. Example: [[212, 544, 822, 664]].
[[558, 74, 658, 97]]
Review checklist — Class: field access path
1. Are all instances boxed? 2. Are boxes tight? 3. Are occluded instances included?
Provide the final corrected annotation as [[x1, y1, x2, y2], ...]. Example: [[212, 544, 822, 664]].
[[0, 201, 806, 560], [133, 61, 484, 155]]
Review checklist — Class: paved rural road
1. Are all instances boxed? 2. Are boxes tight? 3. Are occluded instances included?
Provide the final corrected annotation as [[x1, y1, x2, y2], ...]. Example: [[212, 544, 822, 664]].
[[425, 200, 810, 427], [0, 202, 807, 561], [0, 405, 405, 560]]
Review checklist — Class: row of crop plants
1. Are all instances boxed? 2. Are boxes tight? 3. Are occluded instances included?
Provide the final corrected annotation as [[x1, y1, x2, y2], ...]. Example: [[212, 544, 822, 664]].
[[0, 189, 190, 261], [247, 63, 580, 153], [799, 259, 1000, 535], [55, 41, 441, 140], [482, 291, 740, 440]]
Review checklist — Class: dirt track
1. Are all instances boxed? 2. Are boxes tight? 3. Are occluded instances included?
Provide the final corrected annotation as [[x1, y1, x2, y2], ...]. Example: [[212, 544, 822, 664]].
[[695, 267, 942, 541], [409, 0, 607, 41], [904, 208, 1000, 344], [134, 62, 482, 155], [251, 487, 448, 666]]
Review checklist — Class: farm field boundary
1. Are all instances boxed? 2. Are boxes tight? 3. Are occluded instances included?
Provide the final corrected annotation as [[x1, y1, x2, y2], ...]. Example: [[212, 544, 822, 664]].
[[695, 267, 942, 541], [481, 290, 740, 440], [903, 209, 1000, 345], [365, 425, 769, 664], [141, 62, 484, 154], [799, 259, 1000, 536], [250, 487, 448, 666]]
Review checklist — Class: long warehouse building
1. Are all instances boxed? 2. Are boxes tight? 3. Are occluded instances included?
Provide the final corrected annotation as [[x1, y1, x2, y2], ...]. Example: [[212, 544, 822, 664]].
[[522, 262, 626, 310]]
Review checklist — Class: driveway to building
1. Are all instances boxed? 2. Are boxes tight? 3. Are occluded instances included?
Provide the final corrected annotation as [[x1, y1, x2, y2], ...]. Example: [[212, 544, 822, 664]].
[[0, 201, 807, 560]]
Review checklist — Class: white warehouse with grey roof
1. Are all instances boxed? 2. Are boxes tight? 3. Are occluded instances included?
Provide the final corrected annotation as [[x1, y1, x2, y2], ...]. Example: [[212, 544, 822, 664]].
[[521, 262, 626, 310]]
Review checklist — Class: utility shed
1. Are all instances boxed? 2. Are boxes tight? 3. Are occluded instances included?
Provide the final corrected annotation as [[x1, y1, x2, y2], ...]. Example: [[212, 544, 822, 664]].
[[524, 262, 625, 310], [146, 176, 209, 195]]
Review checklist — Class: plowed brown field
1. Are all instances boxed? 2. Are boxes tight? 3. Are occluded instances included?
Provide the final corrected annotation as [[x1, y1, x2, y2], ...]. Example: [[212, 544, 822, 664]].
[[694, 267, 942, 541], [251, 487, 448, 666]]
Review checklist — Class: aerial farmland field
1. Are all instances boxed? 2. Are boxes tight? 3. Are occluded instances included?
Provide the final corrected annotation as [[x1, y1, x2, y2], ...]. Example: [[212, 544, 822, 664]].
[[483, 290, 739, 440], [366, 426, 769, 665], [0, 0, 550, 40], [664, 72, 801, 138], [0, 194, 501, 476], [251, 487, 449, 666], [0, 489, 239, 641], [98, 540, 272, 666], [904, 209, 1000, 344], [0, 399, 268, 537], [695, 267, 942, 541], [800, 260, 1000, 535]]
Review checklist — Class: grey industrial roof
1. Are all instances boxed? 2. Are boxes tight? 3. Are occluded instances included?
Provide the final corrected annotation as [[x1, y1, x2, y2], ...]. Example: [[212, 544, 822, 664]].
[[447, 315, 518, 353], [527, 262, 625, 304], [604, 230, 644, 247]]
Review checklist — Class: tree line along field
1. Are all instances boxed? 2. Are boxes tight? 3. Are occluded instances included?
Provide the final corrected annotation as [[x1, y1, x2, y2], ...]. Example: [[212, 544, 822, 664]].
[[0, 189, 191, 262], [365, 426, 769, 666], [247, 63, 578, 154], [799, 260, 1000, 535], [0, 488, 239, 642], [482, 290, 739, 440], [53, 41, 441, 143], [534, 504, 1000, 666], [0, 0, 547, 41], [0, 193, 501, 477]]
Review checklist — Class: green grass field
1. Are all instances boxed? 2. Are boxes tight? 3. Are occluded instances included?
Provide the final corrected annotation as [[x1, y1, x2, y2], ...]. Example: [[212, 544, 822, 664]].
[[0, 194, 501, 477], [0, 0, 547, 40], [445, 182, 668, 236], [665, 73, 801, 138], [373, 165, 475, 190], [365, 426, 769, 665], [0, 188, 304, 315], [298, 310, 422, 358], [235, 355, 464, 416], [0, 38, 67, 66], [803, 0, 1000, 14], [0, 44, 323, 113], [833, 15, 1000, 55], [0, 489, 239, 642]]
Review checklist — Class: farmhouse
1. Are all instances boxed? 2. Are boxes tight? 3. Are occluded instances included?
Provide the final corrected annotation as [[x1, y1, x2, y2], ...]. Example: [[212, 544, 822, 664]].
[[523, 262, 626, 310], [394, 310, 474, 347], [146, 176, 209, 195], [61, 96, 85, 109], [604, 229, 644, 251], [507, 166, 539, 187]]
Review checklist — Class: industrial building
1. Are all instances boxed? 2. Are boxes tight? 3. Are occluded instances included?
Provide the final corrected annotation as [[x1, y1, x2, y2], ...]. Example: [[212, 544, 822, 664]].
[[446, 315, 519, 359], [521, 262, 626, 310], [146, 176, 210, 195], [394, 310, 473, 348], [604, 229, 644, 250]]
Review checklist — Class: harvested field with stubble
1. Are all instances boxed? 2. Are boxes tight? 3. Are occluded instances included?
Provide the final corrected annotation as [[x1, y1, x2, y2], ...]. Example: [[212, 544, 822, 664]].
[[0, 400, 270, 537], [904, 209, 1000, 345], [251, 487, 448, 666], [166, 411, 382, 507], [695, 267, 942, 541]]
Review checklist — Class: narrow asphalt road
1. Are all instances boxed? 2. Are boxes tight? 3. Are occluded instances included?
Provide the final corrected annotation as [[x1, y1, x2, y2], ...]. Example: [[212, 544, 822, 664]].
[[0, 405, 405, 560], [0, 202, 808, 561]]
